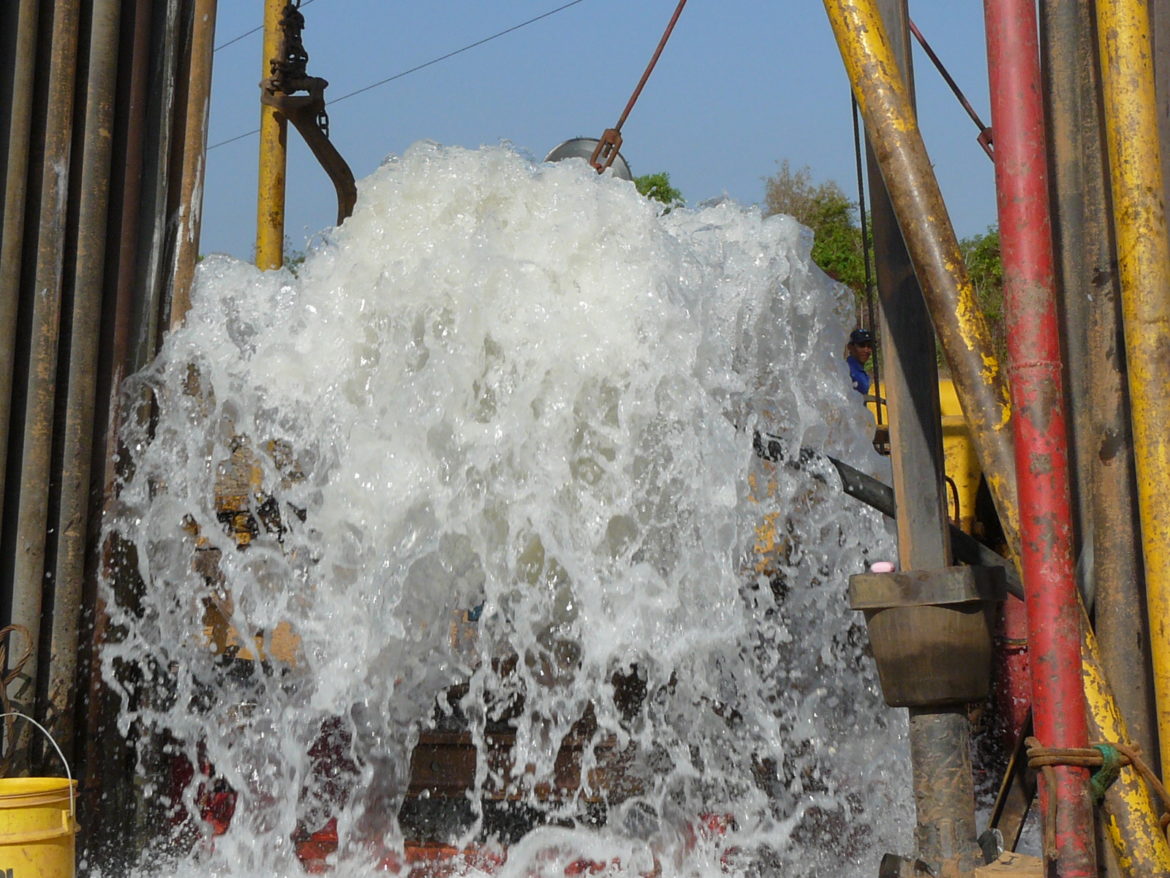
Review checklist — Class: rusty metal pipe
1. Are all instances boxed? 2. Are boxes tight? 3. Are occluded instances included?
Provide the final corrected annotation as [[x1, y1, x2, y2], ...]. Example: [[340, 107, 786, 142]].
[[858, 5, 983, 874], [44, 0, 122, 760], [109, 0, 152, 386], [135, 0, 182, 362], [1041, 0, 1155, 770], [0, 0, 41, 541], [984, 1, 1095, 873], [823, 0, 1020, 559], [8, 0, 81, 740], [78, 0, 155, 840], [1042, 5, 1154, 871], [1040, 1, 1095, 588], [906, 710, 982, 873], [168, 0, 217, 329]]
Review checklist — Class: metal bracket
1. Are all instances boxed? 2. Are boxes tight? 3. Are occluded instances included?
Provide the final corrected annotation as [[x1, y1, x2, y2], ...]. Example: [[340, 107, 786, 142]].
[[260, 80, 357, 225]]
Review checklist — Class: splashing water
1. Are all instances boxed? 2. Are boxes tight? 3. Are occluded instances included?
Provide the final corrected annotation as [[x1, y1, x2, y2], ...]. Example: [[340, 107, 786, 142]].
[[102, 143, 910, 877]]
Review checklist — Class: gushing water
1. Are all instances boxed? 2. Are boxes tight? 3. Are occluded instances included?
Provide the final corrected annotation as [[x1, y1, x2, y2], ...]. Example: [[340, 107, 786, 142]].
[[103, 143, 910, 877]]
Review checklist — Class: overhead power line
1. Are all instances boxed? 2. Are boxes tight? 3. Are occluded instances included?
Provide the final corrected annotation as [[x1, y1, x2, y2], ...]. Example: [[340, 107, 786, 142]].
[[214, 0, 320, 53], [330, 0, 587, 106], [208, 0, 588, 151]]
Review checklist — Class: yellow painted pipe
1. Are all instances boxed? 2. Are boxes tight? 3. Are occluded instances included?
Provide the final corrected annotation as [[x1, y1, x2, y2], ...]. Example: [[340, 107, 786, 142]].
[[1097, 0, 1170, 775], [255, 0, 286, 270], [822, 0, 1020, 557], [1082, 620, 1170, 873]]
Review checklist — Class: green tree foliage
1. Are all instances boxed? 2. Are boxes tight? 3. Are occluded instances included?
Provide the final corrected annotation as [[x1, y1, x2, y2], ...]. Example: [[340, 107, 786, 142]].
[[763, 160, 867, 298], [760, 163, 1007, 368], [959, 225, 1005, 363], [635, 172, 684, 212]]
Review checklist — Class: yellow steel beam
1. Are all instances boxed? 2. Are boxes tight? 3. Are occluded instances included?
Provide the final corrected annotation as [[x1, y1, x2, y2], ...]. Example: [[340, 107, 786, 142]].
[[1097, 0, 1170, 774], [822, 0, 1021, 556], [255, 0, 286, 270]]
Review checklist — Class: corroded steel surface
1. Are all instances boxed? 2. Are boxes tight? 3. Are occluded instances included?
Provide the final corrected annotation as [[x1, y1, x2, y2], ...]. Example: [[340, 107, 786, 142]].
[[1082, 620, 1170, 873], [823, 0, 1020, 559], [10, 0, 81, 751], [1042, 0, 1156, 780], [169, 0, 218, 327], [0, 0, 39, 530], [985, 0, 1094, 872], [1097, 0, 1170, 776], [47, 0, 122, 762]]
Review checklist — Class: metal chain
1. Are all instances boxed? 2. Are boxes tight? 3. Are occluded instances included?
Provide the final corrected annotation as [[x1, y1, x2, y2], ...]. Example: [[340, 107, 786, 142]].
[[274, 2, 308, 88], [271, 1, 330, 140]]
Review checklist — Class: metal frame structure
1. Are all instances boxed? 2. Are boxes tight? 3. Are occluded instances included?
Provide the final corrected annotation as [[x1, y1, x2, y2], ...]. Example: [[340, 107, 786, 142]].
[[4, 0, 1170, 873]]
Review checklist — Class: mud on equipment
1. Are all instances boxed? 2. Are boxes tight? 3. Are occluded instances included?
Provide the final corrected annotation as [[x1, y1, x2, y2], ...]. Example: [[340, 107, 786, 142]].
[[0, 715, 77, 878], [848, 565, 1007, 707]]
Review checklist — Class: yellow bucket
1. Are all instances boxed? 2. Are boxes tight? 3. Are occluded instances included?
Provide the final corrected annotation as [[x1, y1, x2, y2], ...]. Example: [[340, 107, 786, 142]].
[[0, 714, 77, 878], [0, 778, 77, 878]]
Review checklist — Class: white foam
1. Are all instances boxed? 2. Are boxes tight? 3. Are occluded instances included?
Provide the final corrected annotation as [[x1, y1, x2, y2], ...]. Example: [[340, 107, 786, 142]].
[[103, 142, 907, 877]]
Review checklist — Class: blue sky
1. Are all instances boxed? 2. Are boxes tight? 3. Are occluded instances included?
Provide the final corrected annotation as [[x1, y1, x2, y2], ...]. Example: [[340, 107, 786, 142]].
[[201, 1, 997, 261]]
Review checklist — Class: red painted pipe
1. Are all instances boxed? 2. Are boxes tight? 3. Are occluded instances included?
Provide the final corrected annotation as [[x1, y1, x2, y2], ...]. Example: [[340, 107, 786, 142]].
[[983, 1, 1096, 874], [994, 598, 1030, 752]]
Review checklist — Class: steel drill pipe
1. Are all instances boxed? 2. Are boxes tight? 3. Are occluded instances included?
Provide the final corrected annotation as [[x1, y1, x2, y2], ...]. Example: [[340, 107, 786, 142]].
[[46, 0, 121, 760], [136, 0, 183, 361], [169, 0, 218, 328], [823, 0, 1020, 558], [0, 0, 41, 539], [256, 0, 288, 270], [10, 0, 81, 743], [984, 1, 1095, 873], [79, 0, 154, 830], [1097, 0, 1170, 776], [1041, 0, 1156, 769]]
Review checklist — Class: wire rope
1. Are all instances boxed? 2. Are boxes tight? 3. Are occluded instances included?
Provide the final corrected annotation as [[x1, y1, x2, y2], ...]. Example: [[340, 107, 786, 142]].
[[208, 0, 588, 151]]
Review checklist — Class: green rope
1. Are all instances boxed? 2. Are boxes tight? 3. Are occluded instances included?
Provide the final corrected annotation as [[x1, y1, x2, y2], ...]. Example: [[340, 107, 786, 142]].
[[1091, 743, 1123, 803]]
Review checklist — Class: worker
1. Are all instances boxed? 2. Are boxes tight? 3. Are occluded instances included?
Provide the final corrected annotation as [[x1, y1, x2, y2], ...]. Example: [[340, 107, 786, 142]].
[[845, 328, 875, 395]]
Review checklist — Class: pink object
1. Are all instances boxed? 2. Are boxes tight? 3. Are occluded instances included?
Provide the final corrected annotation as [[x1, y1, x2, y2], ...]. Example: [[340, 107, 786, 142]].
[[869, 561, 896, 574]]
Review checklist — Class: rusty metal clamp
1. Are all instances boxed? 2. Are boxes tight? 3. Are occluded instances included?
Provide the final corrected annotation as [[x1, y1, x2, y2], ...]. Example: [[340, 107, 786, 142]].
[[262, 1, 357, 224], [261, 82, 356, 225]]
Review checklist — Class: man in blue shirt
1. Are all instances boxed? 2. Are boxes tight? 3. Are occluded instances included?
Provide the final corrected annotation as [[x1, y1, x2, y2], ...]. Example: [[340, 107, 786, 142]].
[[846, 328, 875, 395]]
